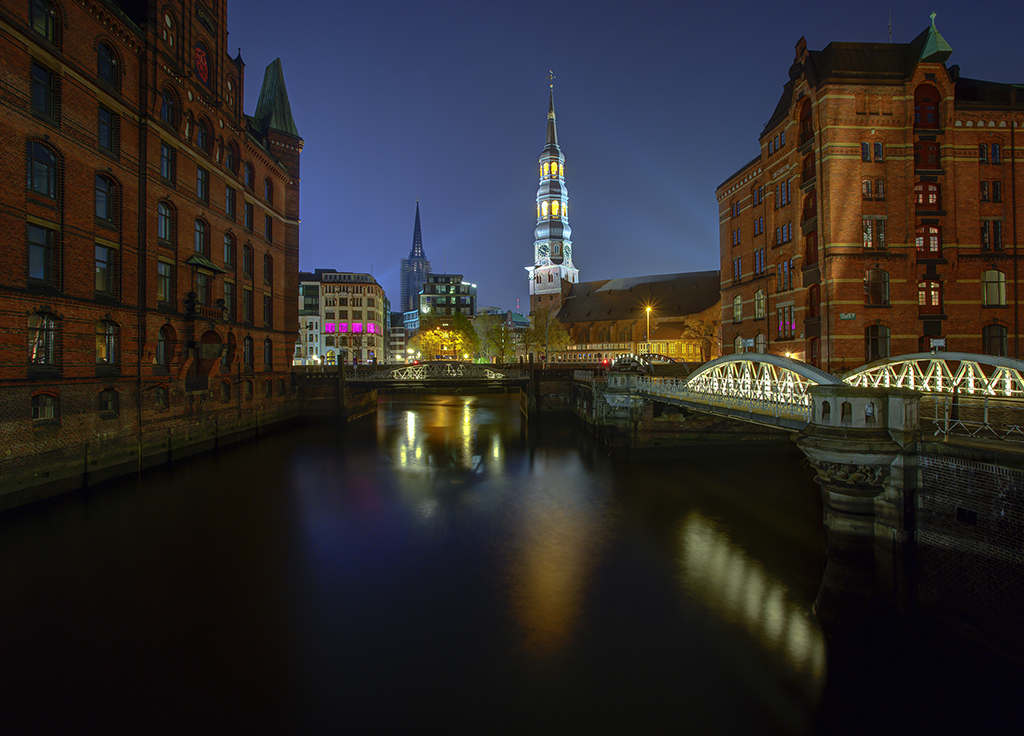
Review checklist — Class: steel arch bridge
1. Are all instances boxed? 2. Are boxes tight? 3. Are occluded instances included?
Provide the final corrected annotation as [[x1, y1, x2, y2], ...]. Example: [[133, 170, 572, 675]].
[[348, 361, 529, 385], [634, 352, 1024, 430]]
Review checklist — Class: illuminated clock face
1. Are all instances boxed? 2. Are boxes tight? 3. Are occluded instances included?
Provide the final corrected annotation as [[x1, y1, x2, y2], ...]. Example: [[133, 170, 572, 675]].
[[563, 244, 572, 260], [537, 243, 550, 258]]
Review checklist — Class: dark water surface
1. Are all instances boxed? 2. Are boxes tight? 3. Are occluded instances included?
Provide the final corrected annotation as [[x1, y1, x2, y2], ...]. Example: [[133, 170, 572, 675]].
[[0, 395, 1019, 734]]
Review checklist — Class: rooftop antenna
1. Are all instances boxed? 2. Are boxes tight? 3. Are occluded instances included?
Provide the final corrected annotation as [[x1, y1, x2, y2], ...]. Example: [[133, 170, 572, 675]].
[[888, 10, 892, 42]]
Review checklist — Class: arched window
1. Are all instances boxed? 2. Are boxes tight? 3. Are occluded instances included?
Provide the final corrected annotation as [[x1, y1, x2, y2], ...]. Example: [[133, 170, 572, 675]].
[[862, 179, 872, 199], [802, 190, 816, 222], [196, 119, 209, 153], [755, 333, 767, 353], [914, 84, 940, 129], [915, 182, 941, 209], [28, 313, 57, 365], [97, 43, 116, 86], [916, 224, 942, 257], [914, 140, 940, 169], [865, 268, 889, 306], [865, 325, 890, 362], [982, 270, 1006, 306], [243, 336, 254, 367], [221, 382, 231, 403], [223, 233, 235, 266], [918, 280, 943, 315], [733, 335, 743, 354], [157, 201, 173, 243], [161, 10, 176, 48], [95, 174, 115, 223], [808, 284, 820, 318], [194, 218, 208, 255], [754, 289, 766, 319], [244, 161, 253, 189], [992, 143, 1002, 164], [28, 141, 57, 199], [32, 393, 58, 421], [799, 98, 813, 144], [243, 244, 253, 276], [264, 379, 273, 397], [264, 338, 273, 367], [96, 320, 117, 364], [802, 152, 814, 182], [804, 230, 819, 265], [983, 324, 1007, 357], [160, 89, 176, 126], [156, 325, 174, 367], [732, 294, 742, 323], [226, 142, 238, 173], [264, 177, 273, 203], [30, 0, 57, 44], [821, 401, 831, 422]]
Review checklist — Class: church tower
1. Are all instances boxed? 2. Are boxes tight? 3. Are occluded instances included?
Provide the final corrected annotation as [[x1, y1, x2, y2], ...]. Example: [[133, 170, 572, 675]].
[[400, 201, 431, 312], [526, 83, 578, 315]]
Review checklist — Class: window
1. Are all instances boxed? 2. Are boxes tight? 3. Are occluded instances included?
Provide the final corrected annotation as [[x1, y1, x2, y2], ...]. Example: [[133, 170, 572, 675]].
[[981, 220, 1003, 251], [981, 181, 990, 202], [196, 119, 209, 153], [777, 258, 794, 292], [160, 89, 175, 125], [993, 181, 1003, 203], [196, 272, 209, 305], [244, 202, 254, 231], [733, 335, 743, 353], [155, 385, 169, 408], [98, 389, 118, 416], [861, 142, 870, 162], [28, 141, 57, 199], [978, 144, 988, 163], [98, 106, 116, 153], [157, 261, 172, 302], [875, 179, 884, 200], [31, 62, 56, 120], [915, 182, 940, 209], [263, 254, 273, 285], [28, 313, 57, 365], [225, 186, 236, 218], [223, 281, 235, 319], [244, 161, 253, 189], [264, 338, 273, 367], [94, 245, 115, 294], [753, 333, 766, 353], [808, 284, 820, 318], [776, 305, 795, 339], [97, 43, 116, 85], [156, 325, 173, 367], [194, 219, 208, 255], [916, 224, 941, 256], [264, 177, 273, 203], [264, 214, 273, 241], [805, 230, 819, 265], [983, 324, 1007, 357], [160, 143, 175, 181], [244, 380, 253, 399], [780, 131, 785, 147], [157, 201, 173, 244], [874, 142, 884, 162], [30, 0, 57, 44], [263, 294, 273, 326], [243, 336, 254, 366], [754, 290, 765, 319], [243, 245, 253, 276], [865, 325, 891, 362], [915, 141, 940, 169], [264, 379, 273, 398], [865, 268, 889, 306], [799, 99, 813, 143], [243, 288, 253, 323], [32, 394, 57, 421], [914, 85, 939, 129], [226, 142, 238, 173], [223, 234, 235, 266], [221, 381, 231, 402], [992, 143, 1001, 164], [982, 270, 1006, 306], [28, 223, 55, 282], [918, 280, 942, 315], [862, 179, 872, 199], [95, 175, 114, 224], [732, 294, 742, 323], [863, 219, 886, 249], [732, 257, 741, 282], [754, 247, 766, 276], [196, 166, 208, 203]]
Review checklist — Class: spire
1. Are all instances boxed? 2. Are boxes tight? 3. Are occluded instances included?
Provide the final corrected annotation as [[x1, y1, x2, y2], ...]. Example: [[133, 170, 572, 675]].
[[919, 12, 952, 64], [546, 70, 558, 148], [254, 58, 300, 137], [410, 201, 425, 259]]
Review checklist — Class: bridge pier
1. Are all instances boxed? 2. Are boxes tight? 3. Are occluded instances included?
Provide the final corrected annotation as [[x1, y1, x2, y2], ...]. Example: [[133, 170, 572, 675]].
[[795, 386, 921, 629]]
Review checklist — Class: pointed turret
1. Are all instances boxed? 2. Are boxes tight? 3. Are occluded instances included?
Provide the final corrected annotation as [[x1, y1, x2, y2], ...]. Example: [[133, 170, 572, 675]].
[[919, 12, 952, 64], [254, 58, 300, 138]]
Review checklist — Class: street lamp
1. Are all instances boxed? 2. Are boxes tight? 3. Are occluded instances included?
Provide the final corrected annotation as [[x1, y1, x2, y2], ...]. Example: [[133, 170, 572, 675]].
[[645, 305, 652, 349]]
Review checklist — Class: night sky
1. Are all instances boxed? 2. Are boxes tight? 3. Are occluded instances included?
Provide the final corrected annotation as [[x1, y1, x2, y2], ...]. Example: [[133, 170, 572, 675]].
[[228, 1, 1024, 313]]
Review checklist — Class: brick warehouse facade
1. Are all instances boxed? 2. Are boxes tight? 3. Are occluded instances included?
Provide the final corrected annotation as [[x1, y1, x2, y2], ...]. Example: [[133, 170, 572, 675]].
[[0, 0, 302, 505], [717, 18, 1024, 375]]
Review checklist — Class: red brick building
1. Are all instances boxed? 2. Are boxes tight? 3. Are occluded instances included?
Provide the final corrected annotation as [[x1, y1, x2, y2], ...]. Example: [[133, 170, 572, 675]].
[[0, 0, 302, 501], [717, 17, 1024, 375]]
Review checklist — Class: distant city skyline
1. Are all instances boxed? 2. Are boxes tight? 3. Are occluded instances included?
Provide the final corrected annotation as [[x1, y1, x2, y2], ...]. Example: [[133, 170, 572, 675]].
[[228, 0, 1024, 312]]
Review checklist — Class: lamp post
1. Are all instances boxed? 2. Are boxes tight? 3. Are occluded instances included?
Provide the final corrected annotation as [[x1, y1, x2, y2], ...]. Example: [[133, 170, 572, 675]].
[[645, 305, 651, 351]]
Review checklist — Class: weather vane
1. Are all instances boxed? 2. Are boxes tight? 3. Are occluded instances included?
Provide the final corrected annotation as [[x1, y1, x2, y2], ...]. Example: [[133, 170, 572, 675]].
[[548, 70, 555, 89]]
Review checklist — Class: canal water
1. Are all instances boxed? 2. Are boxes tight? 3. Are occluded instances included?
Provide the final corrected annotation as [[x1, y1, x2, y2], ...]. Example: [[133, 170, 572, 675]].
[[0, 394, 1020, 734]]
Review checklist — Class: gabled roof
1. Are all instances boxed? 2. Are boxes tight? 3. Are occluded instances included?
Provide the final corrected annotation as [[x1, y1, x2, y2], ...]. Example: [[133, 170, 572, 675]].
[[556, 271, 721, 324], [253, 58, 300, 138]]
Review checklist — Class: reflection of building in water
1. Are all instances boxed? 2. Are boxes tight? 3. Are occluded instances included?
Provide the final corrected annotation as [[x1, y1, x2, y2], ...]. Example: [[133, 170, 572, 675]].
[[678, 513, 826, 681]]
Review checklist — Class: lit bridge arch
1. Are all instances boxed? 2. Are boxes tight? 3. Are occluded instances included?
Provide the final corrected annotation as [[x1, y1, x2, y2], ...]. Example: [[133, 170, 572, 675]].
[[843, 352, 1024, 398], [348, 361, 529, 385]]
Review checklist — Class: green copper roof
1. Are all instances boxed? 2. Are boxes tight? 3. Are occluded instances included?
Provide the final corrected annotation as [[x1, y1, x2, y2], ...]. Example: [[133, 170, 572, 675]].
[[254, 58, 300, 138], [920, 12, 952, 63], [186, 254, 227, 274]]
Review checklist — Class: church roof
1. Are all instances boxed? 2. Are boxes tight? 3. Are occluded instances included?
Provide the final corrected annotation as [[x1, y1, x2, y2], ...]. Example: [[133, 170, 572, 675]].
[[556, 271, 721, 324], [253, 58, 300, 138]]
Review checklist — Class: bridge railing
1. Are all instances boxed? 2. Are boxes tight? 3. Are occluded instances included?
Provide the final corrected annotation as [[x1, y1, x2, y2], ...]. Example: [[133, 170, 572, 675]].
[[637, 376, 813, 423], [923, 394, 1024, 443]]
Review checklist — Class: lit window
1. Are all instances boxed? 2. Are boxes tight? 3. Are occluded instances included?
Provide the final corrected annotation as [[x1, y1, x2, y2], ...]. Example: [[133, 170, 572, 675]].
[[982, 270, 1006, 306]]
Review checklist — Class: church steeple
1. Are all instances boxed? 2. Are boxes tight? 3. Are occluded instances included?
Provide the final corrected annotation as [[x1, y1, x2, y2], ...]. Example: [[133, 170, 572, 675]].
[[526, 76, 579, 314], [400, 200, 431, 312], [410, 199, 424, 259]]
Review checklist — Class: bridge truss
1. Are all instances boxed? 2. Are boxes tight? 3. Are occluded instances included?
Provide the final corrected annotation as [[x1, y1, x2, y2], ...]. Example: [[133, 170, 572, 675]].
[[352, 361, 528, 382], [843, 352, 1024, 398]]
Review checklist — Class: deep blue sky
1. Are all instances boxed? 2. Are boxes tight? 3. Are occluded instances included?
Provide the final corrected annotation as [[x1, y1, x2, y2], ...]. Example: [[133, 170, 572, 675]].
[[229, 1, 1023, 313]]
